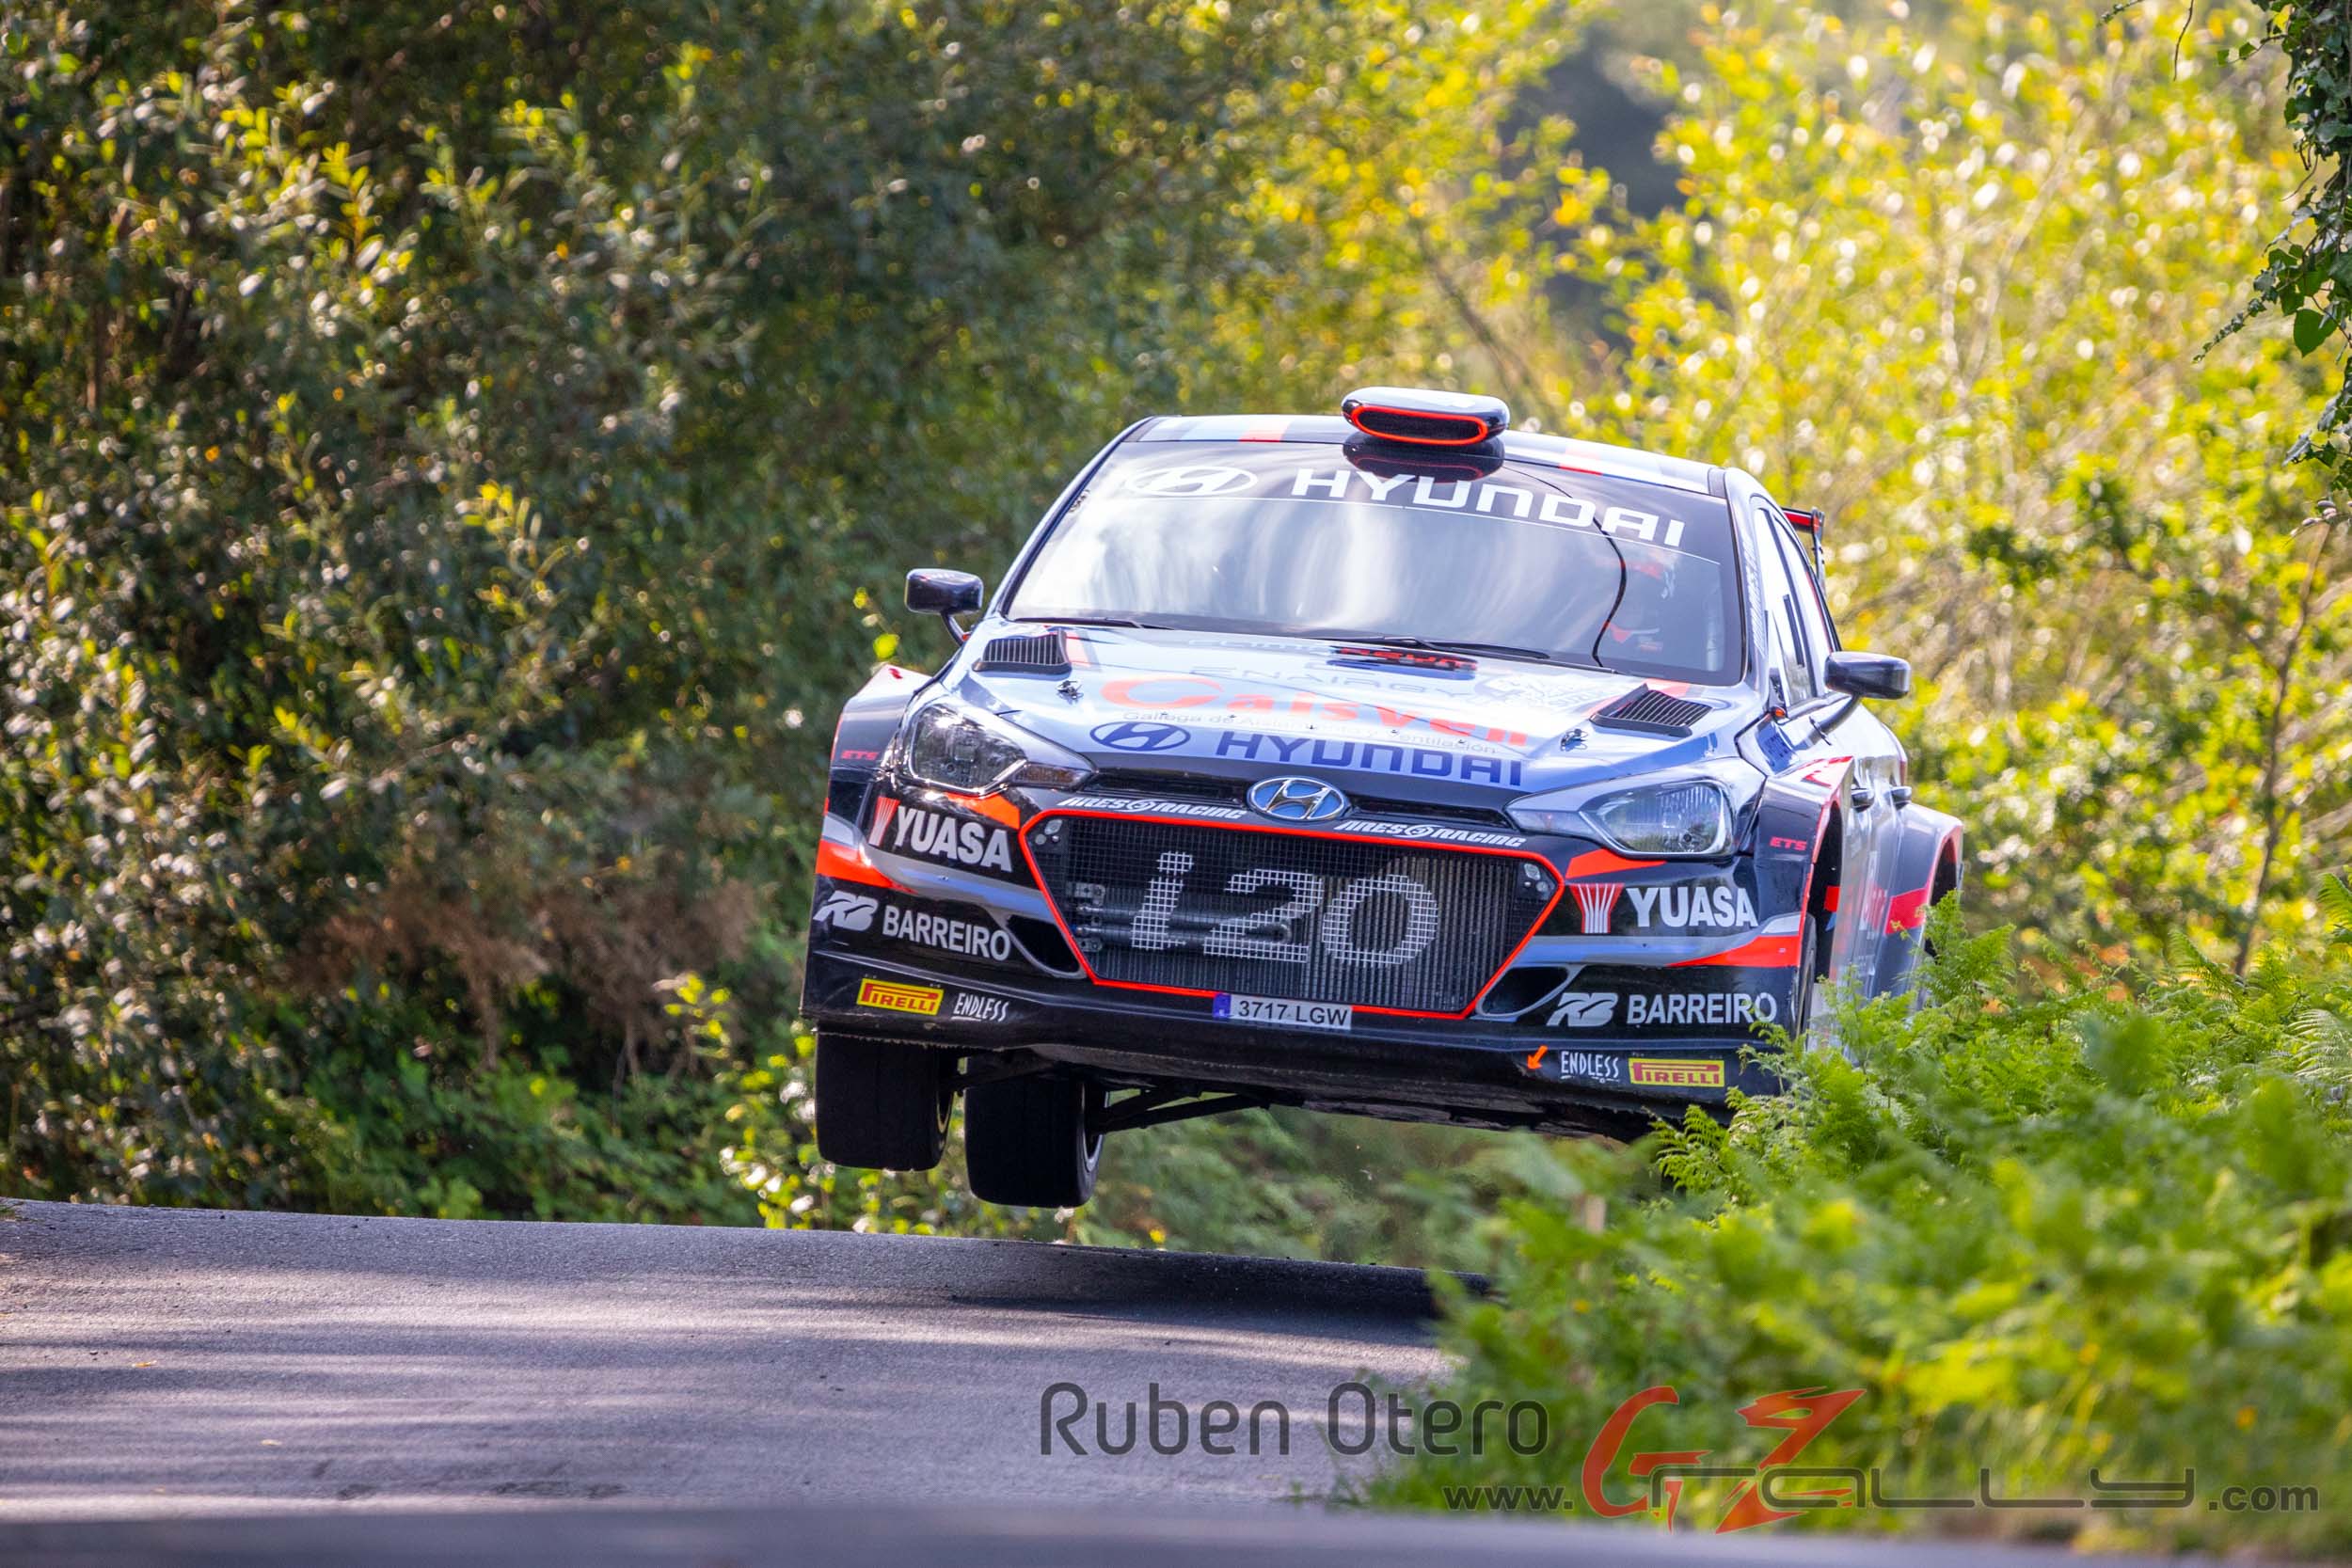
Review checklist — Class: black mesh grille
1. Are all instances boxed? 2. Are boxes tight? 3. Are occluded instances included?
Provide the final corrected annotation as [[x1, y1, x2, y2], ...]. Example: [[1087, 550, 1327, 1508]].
[[1354, 407, 1483, 444], [974, 631, 1071, 675], [1590, 686, 1712, 735], [1027, 815, 1554, 1013]]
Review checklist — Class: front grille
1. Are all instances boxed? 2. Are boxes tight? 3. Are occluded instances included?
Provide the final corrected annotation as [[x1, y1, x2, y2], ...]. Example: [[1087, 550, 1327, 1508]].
[[1026, 814, 1555, 1014], [1590, 686, 1713, 735]]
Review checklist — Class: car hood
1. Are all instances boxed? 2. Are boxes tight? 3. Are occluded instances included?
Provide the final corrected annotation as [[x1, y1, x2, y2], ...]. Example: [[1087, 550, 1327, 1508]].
[[952, 626, 1762, 806]]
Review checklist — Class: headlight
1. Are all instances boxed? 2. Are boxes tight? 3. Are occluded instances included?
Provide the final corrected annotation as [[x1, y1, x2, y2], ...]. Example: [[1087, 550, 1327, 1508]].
[[1509, 778, 1739, 857], [900, 700, 1093, 795]]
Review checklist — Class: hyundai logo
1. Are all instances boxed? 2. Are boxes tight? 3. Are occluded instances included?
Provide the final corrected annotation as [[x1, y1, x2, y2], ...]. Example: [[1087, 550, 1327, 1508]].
[[1091, 720, 1191, 753], [1123, 465, 1254, 499], [1247, 776, 1349, 822]]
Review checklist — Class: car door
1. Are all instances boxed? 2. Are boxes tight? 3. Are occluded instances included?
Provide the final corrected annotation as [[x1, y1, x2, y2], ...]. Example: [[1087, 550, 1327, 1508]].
[[1757, 502, 1906, 990]]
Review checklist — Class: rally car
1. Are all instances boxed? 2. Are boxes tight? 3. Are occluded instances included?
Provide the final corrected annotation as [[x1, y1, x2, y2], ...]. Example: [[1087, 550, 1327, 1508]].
[[802, 388, 1962, 1208]]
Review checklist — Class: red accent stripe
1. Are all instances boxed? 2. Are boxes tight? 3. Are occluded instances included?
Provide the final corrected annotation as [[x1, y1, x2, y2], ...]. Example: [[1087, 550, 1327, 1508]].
[[1886, 887, 1931, 933], [1561, 848, 1664, 879], [1236, 417, 1290, 442], [1673, 933, 1802, 969], [816, 839, 896, 890], [1016, 810, 1565, 1021], [1823, 886, 1839, 912], [946, 790, 1023, 830]]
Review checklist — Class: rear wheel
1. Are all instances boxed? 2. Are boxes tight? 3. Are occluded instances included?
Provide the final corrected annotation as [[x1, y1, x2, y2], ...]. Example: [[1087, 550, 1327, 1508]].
[[1797, 887, 1836, 1046], [964, 1073, 1102, 1208], [814, 1034, 952, 1170]]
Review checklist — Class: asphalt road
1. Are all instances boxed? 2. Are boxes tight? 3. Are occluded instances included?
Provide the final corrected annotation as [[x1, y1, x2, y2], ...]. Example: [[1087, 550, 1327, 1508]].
[[0, 1200, 1451, 1520], [0, 1202, 2228, 1568]]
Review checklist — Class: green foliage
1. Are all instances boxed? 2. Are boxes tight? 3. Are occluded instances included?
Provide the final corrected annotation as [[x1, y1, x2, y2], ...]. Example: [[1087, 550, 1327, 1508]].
[[0, 1, 1570, 1216], [1372, 893, 2352, 1554], [2217, 0, 2352, 475], [1503, 0, 2348, 966]]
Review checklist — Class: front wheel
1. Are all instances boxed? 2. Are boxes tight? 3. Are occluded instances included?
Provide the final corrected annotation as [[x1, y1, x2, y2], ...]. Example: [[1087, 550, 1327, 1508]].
[[964, 1073, 1102, 1209], [814, 1034, 953, 1170]]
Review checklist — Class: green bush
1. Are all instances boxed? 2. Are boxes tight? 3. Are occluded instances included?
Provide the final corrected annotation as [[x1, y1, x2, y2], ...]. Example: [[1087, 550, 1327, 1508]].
[[0, 1, 1565, 1216], [1373, 889, 2352, 1556]]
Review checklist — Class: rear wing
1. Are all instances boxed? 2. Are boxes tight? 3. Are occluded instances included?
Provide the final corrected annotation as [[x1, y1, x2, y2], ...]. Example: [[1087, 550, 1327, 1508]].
[[1783, 505, 1827, 578]]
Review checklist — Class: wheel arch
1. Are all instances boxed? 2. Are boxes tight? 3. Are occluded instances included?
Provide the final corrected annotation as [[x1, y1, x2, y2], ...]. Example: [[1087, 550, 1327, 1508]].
[[1867, 804, 1964, 1000]]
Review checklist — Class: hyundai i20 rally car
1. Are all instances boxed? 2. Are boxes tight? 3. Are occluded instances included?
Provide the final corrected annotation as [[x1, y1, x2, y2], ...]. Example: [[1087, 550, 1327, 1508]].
[[803, 388, 1962, 1208]]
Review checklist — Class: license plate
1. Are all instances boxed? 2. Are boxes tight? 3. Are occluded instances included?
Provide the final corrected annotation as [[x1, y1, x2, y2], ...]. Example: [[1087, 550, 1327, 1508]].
[[1213, 993, 1354, 1032]]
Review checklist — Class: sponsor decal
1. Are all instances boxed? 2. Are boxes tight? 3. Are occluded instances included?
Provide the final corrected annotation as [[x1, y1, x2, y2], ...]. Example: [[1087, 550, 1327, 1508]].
[[952, 992, 1010, 1023], [1768, 835, 1807, 851], [855, 977, 943, 1016], [1627, 992, 1780, 1028], [1628, 882, 1759, 931], [1214, 731, 1527, 787], [1545, 991, 1616, 1028], [1129, 851, 1440, 970], [1628, 1056, 1725, 1088], [1571, 882, 1624, 936], [1101, 674, 1529, 747], [1049, 798, 1524, 849], [1286, 467, 1693, 548], [1212, 993, 1354, 1032], [1091, 720, 1190, 753], [1324, 819, 1524, 847], [1246, 775, 1350, 822], [882, 904, 1014, 962], [814, 891, 878, 932], [835, 747, 881, 762], [1059, 794, 1248, 821], [1552, 1048, 1626, 1082], [877, 798, 1015, 873]]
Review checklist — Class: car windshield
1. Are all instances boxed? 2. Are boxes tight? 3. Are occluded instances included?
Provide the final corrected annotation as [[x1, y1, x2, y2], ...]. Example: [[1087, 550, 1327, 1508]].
[[1003, 442, 1743, 685]]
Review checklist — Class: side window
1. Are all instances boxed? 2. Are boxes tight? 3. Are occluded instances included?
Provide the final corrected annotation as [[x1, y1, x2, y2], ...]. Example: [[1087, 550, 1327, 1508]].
[[1771, 515, 1839, 675], [1750, 509, 1813, 707]]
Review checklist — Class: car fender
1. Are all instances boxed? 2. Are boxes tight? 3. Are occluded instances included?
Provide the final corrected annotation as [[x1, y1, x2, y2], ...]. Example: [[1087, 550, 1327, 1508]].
[[1865, 804, 1963, 1001], [1730, 764, 1844, 1021], [824, 663, 930, 822]]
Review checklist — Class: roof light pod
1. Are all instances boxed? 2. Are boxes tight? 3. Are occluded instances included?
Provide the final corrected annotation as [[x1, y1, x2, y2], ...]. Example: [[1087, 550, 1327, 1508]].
[[1341, 386, 1510, 448]]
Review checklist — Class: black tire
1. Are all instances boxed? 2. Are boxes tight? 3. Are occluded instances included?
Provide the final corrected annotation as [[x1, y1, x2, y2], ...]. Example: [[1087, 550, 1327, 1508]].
[[815, 1033, 952, 1171], [963, 1073, 1102, 1209], [1793, 903, 1823, 1040]]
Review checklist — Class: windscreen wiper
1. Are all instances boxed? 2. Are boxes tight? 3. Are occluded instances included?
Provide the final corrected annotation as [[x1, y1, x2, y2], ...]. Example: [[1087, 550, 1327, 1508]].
[[1018, 614, 1167, 630], [1338, 634, 1596, 670]]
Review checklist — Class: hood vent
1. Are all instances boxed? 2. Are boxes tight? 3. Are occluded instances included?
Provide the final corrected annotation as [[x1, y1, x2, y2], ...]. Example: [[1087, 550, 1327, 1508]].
[[974, 631, 1071, 676], [1589, 686, 1712, 736]]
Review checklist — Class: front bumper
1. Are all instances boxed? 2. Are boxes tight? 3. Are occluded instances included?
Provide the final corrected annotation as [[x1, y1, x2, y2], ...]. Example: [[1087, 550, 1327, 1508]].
[[803, 944, 1785, 1139], [803, 781, 1814, 1138]]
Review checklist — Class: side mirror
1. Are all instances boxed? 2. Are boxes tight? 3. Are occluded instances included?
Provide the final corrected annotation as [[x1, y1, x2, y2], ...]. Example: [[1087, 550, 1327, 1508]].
[[1824, 650, 1911, 701], [906, 568, 983, 643]]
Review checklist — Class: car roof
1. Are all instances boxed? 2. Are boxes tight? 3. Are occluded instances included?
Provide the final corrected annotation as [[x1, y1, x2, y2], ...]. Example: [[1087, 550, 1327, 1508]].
[[1130, 414, 1723, 499]]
